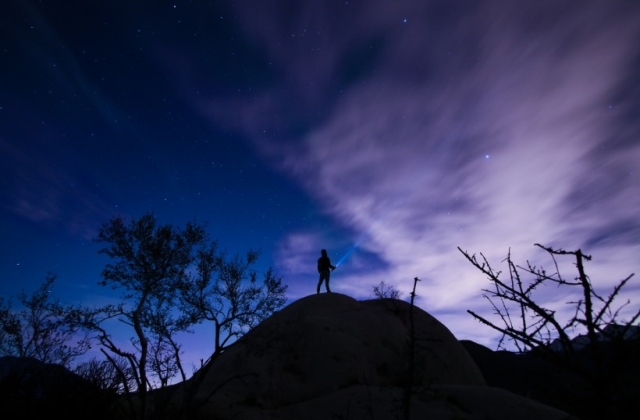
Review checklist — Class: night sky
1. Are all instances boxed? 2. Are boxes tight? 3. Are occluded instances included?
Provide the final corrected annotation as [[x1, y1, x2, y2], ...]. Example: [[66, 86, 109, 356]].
[[2, 0, 639, 367]]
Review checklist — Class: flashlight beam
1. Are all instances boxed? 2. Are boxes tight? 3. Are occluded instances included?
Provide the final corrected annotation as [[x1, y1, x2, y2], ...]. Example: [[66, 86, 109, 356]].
[[335, 242, 360, 267]]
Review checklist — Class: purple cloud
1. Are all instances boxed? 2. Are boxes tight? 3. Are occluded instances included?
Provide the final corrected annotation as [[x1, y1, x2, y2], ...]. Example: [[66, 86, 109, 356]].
[[193, 0, 640, 347]]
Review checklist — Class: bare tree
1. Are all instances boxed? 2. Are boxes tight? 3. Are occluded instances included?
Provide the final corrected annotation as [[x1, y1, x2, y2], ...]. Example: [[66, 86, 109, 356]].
[[460, 244, 638, 354], [66, 213, 287, 419], [460, 243, 639, 416], [176, 245, 287, 414], [67, 213, 207, 418], [179, 244, 287, 357], [372, 281, 403, 300], [0, 274, 90, 367], [74, 355, 135, 394], [402, 277, 420, 420]]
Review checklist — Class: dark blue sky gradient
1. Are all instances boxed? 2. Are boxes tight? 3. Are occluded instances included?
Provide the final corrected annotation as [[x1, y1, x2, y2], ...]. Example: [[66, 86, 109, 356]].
[[1, 1, 639, 366]]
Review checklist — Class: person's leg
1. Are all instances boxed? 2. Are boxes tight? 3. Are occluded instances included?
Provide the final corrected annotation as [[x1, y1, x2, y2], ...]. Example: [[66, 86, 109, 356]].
[[317, 272, 327, 294], [326, 273, 331, 293]]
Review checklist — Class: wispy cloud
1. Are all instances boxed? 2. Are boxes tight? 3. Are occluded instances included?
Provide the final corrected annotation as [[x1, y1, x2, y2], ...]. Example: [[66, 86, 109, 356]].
[[197, 0, 640, 347]]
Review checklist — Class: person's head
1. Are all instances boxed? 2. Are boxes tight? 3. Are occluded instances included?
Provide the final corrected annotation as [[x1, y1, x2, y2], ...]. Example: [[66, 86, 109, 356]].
[[321, 249, 327, 257]]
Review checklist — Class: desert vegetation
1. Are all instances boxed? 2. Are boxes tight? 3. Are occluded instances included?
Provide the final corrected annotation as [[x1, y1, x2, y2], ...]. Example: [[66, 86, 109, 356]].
[[0, 213, 287, 419], [460, 243, 639, 418], [3, 233, 638, 419]]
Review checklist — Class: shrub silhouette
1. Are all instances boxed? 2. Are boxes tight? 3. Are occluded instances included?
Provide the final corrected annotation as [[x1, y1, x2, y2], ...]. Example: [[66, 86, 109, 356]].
[[460, 243, 639, 418]]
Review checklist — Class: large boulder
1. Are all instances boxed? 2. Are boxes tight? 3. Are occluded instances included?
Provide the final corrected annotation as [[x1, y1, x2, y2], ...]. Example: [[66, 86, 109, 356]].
[[158, 293, 576, 419], [192, 293, 485, 407]]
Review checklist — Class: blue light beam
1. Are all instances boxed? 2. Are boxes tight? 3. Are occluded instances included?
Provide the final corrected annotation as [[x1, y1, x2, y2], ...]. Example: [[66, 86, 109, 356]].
[[335, 242, 359, 267]]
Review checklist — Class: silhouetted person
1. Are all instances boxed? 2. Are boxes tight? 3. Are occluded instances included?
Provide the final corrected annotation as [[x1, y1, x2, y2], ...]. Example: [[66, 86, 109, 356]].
[[317, 249, 336, 294]]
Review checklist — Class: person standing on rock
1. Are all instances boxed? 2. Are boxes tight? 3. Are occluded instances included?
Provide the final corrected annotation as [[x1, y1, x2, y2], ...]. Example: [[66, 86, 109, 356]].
[[317, 249, 336, 294]]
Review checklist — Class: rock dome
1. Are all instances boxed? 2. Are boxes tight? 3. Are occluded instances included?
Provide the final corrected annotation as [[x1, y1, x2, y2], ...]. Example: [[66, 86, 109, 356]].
[[157, 293, 575, 419]]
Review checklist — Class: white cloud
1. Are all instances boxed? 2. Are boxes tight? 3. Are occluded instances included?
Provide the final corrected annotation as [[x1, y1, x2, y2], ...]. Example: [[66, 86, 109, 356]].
[[201, 0, 640, 348]]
